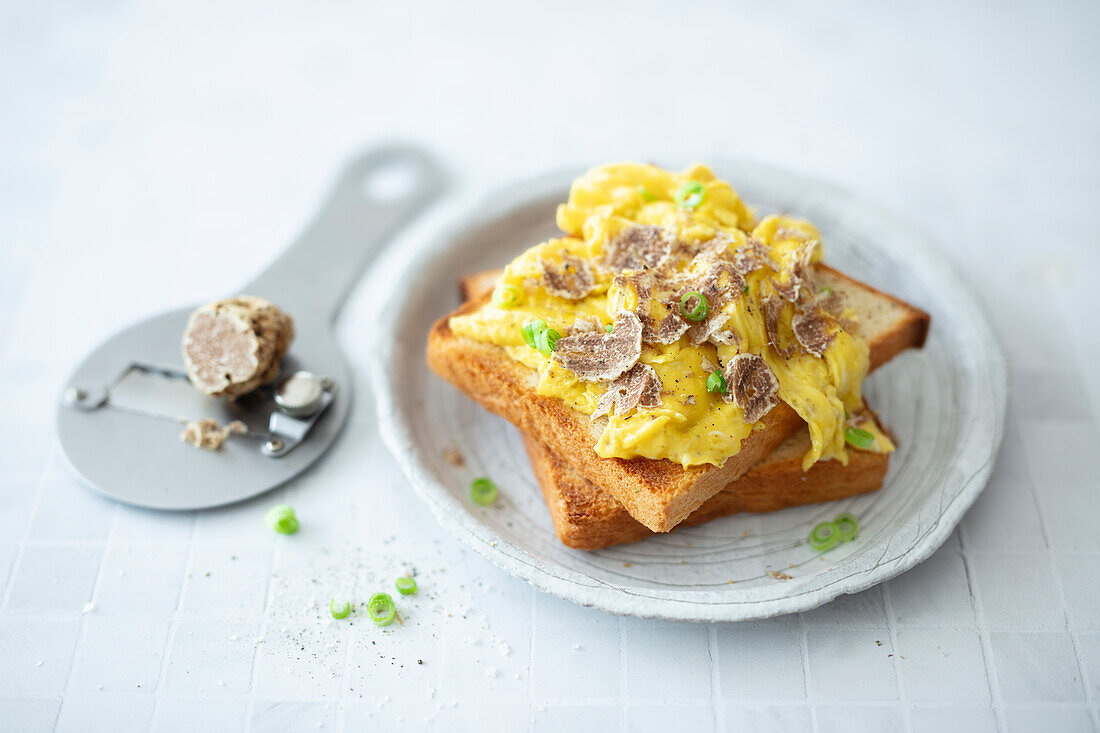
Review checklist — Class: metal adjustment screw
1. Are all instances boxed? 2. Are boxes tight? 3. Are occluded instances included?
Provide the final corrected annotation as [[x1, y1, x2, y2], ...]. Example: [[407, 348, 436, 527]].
[[274, 371, 328, 418], [264, 438, 284, 453], [320, 376, 334, 390], [65, 387, 87, 405]]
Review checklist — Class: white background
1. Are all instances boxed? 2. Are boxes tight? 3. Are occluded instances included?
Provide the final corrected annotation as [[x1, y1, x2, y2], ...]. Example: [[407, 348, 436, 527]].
[[2, 1, 1098, 731]]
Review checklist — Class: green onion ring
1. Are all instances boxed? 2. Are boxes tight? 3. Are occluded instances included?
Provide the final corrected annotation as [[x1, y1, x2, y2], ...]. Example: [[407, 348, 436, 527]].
[[493, 284, 524, 308], [367, 592, 396, 627], [679, 291, 708, 321], [706, 369, 726, 395], [834, 512, 859, 542], [673, 180, 707, 209], [470, 477, 499, 506], [636, 185, 656, 202], [330, 594, 351, 619], [265, 504, 299, 535], [535, 328, 561, 355], [605, 323, 614, 333], [845, 427, 875, 450], [809, 521, 840, 551], [521, 319, 547, 349], [395, 577, 417, 596]]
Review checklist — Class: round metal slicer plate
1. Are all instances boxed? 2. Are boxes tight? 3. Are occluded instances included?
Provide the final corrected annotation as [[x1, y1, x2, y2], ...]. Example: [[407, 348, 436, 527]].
[[369, 160, 1006, 622], [56, 309, 351, 511]]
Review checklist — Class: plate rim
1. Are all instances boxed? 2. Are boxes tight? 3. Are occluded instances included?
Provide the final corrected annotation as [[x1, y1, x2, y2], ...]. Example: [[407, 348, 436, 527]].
[[366, 160, 1007, 622]]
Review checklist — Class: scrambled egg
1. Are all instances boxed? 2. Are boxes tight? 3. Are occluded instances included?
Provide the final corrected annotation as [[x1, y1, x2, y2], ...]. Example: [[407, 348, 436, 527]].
[[449, 162, 890, 469]]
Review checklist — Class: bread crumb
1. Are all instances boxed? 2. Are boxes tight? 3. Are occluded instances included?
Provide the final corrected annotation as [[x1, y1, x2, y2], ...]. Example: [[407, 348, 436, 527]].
[[180, 419, 246, 451], [767, 570, 793, 580], [442, 448, 466, 467]]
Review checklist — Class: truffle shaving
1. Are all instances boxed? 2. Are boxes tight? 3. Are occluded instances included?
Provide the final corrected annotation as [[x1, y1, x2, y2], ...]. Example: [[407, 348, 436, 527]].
[[591, 363, 663, 419], [552, 310, 643, 382], [696, 234, 733, 261], [774, 241, 818, 303], [682, 261, 745, 345], [709, 329, 740, 348], [732, 238, 779, 275], [614, 271, 688, 345], [762, 293, 795, 357], [723, 353, 780, 423], [601, 226, 673, 272], [792, 310, 835, 357], [541, 253, 596, 300], [571, 315, 602, 333], [180, 418, 247, 451], [651, 308, 690, 344]]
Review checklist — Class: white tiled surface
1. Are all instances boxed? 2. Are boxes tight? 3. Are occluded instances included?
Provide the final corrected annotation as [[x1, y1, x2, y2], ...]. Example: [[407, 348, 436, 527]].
[[2, 1, 1098, 731]]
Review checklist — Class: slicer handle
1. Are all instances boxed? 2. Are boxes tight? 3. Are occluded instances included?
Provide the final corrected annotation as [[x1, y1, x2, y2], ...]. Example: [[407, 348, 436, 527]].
[[241, 145, 445, 324]]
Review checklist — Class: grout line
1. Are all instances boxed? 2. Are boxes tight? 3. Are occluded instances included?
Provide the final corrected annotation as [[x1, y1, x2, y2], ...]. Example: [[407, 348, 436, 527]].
[[617, 614, 626, 733], [148, 511, 199, 729], [957, 530, 1005, 731], [0, 461, 51, 612], [54, 501, 118, 727], [881, 579, 912, 733], [799, 611, 817, 732], [708, 624, 720, 731], [244, 491, 287, 733], [527, 586, 536, 731], [334, 559, 364, 733], [1021, 442, 1096, 727]]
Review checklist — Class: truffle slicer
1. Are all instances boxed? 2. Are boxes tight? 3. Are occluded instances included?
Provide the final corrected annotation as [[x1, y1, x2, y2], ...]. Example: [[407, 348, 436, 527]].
[[56, 145, 445, 510]]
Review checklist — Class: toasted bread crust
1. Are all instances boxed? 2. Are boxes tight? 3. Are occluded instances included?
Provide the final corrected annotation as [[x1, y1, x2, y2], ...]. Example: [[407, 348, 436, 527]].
[[523, 425, 890, 549], [433, 265, 928, 533]]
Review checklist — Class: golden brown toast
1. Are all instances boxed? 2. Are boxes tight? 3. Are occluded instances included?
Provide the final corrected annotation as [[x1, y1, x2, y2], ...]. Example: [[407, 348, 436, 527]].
[[430, 265, 928, 533], [522, 420, 890, 550]]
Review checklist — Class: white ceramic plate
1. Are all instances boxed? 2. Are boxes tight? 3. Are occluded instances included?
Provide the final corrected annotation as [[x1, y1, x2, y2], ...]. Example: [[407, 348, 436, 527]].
[[369, 161, 1006, 622]]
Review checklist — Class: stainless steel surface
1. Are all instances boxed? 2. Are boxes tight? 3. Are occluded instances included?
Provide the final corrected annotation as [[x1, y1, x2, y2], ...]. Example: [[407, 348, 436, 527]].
[[57, 145, 445, 510], [273, 371, 326, 418], [262, 386, 336, 458]]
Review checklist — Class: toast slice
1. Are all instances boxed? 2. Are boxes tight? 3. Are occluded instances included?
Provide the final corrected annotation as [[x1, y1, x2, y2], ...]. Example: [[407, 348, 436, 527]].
[[430, 266, 928, 533], [522, 419, 890, 550]]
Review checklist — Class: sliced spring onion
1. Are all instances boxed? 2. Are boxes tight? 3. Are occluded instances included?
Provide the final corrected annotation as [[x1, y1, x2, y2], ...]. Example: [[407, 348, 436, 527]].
[[845, 427, 875, 450], [834, 512, 859, 542], [521, 319, 547, 349], [535, 328, 561, 356], [330, 594, 351, 619], [395, 577, 417, 596], [809, 521, 840, 551], [636, 185, 656, 201], [493, 284, 524, 308], [470, 477, 499, 506], [367, 592, 396, 627], [265, 504, 299, 535], [819, 287, 833, 297], [605, 323, 614, 333], [679, 291, 709, 321], [706, 369, 726, 395], [673, 180, 707, 209]]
